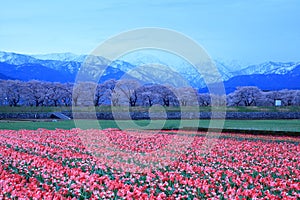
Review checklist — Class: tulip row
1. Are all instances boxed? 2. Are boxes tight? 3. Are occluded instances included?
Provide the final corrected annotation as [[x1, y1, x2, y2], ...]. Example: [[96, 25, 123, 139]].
[[0, 129, 299, 199]]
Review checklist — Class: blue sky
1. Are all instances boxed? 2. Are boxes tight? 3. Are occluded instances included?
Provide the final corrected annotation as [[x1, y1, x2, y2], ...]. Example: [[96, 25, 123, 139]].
[[1, 0, 300, 64]]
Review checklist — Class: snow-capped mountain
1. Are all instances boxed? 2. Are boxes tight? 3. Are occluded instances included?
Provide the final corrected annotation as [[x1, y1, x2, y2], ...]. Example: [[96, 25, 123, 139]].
[[0, 51, 136, 83], [213, 60, 236, 80], [32, 52, 87, 63], [0, 51, 82, 74], [0, 51, 299, 92], [119, 50, 253, 82], [222, 64, 300, 93], [214, 58, 249, 72], [234, 61, 300, 76], [119, 50, 204, 87], [119, 50, 238, 87], [0, 51, 38, 65]]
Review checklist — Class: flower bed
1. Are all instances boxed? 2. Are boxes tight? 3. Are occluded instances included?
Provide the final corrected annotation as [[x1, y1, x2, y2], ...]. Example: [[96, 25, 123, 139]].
[[0, 129, 299, 199]]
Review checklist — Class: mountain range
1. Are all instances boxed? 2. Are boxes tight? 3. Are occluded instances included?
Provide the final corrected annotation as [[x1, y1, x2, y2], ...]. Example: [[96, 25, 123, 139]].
[[0, 51, 299, 93]]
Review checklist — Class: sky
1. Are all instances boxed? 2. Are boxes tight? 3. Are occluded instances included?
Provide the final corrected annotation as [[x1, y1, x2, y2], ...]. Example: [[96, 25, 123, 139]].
[[1, 0, 300, 64]]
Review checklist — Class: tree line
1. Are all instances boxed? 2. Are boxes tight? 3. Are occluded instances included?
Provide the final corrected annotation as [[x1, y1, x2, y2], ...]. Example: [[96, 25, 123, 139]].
[[0, 79, 299, 107]]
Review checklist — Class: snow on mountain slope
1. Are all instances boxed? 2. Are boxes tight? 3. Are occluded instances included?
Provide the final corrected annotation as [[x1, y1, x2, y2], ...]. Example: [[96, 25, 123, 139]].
[[2, 51, 298, 78], [119, 50, 252, 82], [119, 50, 206, 87], [0, 51, 82, 74], [214, 58, 249, 72], [0, 51, 299, 91], [32, 52, 87, 63], [0, 51, 38, 65], [235, 61, 300, 76]]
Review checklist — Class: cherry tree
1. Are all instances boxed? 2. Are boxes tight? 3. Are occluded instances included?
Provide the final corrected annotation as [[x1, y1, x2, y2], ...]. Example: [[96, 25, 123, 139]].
[[278, 89, 296, 106], [263, 89, 300, 106], [198, 93, 211, 106], [140, 91, 158, 106], [23, 80, 53, 106], [2, 80, 23, 106], [175, 87, 198, 106], [45, 82, 69, 106], [227, 86, 262, 106], [60, 83, 73, 106], [94, 80, 116, 106], [155, 85, 179, 107], [134, 85, 158, 106], [0, 81, 5, 105], [113, 79, 140, 106], [73, 81, 97, 106], [293, 90, 300, 106], [111, 90, 120, 106]]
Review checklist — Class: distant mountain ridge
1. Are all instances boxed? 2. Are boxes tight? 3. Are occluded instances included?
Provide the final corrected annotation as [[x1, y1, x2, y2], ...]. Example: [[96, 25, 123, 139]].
[[32, 52, 87, 63], [0, 51, 299, 93], [234, 61, 299, 76], [220, 66, 300, 93]]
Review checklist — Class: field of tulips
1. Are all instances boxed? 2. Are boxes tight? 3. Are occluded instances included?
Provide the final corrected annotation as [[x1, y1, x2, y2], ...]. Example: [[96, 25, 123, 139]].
[[0, 128, 299, 199]]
